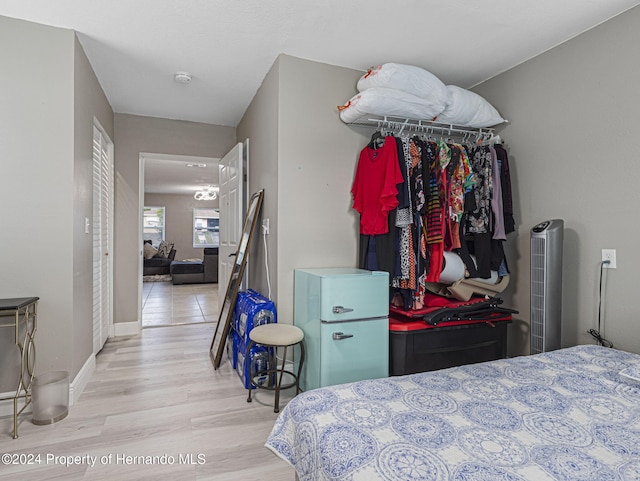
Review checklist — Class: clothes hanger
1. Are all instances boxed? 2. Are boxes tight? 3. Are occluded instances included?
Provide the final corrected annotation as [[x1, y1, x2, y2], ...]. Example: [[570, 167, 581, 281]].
[[368, 121, 385, 149]]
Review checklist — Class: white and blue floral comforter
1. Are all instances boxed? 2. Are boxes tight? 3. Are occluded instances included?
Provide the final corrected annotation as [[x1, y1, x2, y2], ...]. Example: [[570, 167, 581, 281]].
[[266, 345, 640, 481]]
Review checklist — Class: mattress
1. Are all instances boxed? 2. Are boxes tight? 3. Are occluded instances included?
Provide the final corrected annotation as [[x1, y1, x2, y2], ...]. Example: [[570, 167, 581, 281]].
[[266, 344, 640, 480]]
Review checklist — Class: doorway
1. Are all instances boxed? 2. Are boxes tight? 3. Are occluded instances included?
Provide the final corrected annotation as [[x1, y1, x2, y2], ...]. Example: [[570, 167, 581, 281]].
[[139, 153, 220, 328]]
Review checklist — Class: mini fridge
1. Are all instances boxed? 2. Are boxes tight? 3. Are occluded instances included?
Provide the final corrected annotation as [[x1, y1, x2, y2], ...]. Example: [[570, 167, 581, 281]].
[[294, 267, 389, 391]]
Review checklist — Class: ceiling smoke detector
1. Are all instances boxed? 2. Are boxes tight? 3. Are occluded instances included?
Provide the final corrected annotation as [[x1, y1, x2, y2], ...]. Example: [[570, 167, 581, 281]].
[[174, 71, 192, 84]]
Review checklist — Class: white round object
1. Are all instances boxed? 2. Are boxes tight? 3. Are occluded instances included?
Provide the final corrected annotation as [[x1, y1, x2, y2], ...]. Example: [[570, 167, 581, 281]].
[[174, 71, 192, 83]]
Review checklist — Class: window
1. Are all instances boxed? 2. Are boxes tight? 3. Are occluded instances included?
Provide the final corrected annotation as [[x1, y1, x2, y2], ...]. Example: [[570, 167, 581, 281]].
[[143, 206, 165, 246], [194, 208, 219, 248]]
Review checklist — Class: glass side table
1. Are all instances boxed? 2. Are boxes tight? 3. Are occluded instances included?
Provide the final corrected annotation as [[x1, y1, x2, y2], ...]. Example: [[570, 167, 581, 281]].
[[0, 297, 38, 438]]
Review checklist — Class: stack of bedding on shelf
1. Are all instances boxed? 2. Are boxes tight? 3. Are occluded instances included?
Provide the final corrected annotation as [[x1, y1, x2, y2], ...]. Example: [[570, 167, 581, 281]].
[[338, 62, 505, 128]]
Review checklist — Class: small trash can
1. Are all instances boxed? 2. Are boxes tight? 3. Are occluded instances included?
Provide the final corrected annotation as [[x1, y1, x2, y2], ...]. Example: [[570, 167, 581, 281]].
[[32, 371, 69, 425]]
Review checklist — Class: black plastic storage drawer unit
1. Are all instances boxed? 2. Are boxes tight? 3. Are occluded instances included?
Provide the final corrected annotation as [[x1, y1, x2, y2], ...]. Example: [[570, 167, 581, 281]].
[[389, 314, 511, 376]]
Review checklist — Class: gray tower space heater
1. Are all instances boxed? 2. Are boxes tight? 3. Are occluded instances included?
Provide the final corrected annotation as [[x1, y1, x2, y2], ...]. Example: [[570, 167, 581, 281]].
[[530, 219, 564, 354]]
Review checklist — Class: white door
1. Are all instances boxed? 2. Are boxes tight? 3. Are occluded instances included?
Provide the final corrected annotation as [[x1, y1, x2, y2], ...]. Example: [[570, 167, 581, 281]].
[[92, 124, 113, 354], [218, 143, 243, 298]]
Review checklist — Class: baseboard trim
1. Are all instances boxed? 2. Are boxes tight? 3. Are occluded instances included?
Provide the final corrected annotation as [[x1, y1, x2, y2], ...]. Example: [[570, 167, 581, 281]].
[[69, 354, 96, 406], [112, 321, 140, 337], [0, 354, 97, 418]]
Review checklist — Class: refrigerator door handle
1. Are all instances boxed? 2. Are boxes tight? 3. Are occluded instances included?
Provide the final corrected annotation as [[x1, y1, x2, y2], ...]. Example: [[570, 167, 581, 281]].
[[332, 332, 354, 341], [332, 306, 354, 314]]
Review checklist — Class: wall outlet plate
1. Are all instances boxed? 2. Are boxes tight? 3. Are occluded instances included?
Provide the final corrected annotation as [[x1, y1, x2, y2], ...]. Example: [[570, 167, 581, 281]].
[[602, 249, 616, 268]]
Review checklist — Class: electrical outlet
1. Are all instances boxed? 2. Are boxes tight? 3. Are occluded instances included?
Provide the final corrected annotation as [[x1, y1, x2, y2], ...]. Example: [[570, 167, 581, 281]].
[[262, 218, 269, 235], [602, 249, 616, 268]]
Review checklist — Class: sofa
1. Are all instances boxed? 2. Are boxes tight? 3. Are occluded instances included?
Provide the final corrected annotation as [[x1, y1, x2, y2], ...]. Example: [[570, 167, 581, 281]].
[[143, 240, 176, 276], [170, 248, 219, 285]]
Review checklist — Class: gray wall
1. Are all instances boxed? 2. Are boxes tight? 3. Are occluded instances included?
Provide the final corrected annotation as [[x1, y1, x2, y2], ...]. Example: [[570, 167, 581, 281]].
[[113, 114, 236, 326], [237, 57, 280, 299], [73, 36, 115, 374], [237, 55, 368, 324], [473, 6, 640, 355], [0, 16, 113, 390], [143, 193, 218, 261]]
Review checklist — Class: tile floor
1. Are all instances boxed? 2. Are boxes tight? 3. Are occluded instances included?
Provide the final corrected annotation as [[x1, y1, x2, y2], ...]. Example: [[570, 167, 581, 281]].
[[142, 280, 219, 328]]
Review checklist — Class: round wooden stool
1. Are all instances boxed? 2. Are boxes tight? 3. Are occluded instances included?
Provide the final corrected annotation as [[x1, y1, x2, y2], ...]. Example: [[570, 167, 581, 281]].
[[246, 323, 305, 413]]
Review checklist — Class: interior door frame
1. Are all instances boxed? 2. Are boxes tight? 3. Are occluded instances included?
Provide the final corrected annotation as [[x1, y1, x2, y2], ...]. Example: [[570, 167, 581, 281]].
[[137, 153, 217, 329], [241, 138, 249, 289], [218, 142, 244, 298]]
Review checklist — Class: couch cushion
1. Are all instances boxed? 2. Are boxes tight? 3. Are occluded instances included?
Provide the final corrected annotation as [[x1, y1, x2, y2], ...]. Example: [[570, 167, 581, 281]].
[[171, 261, 204, 275], [157, 240, 174, 258], [143, 243, 158, 259], [145, 257, 172, 267]]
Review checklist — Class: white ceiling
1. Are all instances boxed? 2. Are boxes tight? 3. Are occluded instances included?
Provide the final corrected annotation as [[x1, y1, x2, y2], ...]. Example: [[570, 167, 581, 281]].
[[3, 0, 639, 127], [3, 0, 639, 193]]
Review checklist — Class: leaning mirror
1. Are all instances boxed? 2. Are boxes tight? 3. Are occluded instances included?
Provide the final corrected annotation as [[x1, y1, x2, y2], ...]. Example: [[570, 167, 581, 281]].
[[209, 189, 264, 369]]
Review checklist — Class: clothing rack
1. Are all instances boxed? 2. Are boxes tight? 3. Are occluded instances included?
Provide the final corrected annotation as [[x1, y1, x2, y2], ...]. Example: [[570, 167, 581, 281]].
[[348, 115, 500, 144]]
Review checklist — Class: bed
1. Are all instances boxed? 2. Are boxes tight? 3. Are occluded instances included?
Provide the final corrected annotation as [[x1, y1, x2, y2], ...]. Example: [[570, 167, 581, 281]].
[[266, 344, 640, 480]]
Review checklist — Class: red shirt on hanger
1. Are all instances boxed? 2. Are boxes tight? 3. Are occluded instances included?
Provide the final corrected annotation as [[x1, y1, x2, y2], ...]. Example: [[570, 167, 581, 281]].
[[351, 136, 403, 235]]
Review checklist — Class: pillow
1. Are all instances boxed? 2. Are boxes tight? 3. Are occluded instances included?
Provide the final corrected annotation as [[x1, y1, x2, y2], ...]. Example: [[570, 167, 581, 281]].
[[435, 85, 505, 128], [356, 63, 449, 108], [156, 241, 174, 258], [338, 87, 447, 124], [143, 243, 158, 259]]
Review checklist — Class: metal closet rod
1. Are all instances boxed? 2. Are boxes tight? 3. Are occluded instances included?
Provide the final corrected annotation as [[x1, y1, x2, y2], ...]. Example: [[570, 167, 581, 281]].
[[350, 115, 500, 140]]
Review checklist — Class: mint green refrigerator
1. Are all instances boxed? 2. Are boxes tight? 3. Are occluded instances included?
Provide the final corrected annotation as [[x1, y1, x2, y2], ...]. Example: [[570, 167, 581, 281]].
[[294, 268, 389, 392]]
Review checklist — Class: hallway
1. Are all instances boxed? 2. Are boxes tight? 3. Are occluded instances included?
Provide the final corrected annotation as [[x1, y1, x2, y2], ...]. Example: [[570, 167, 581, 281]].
[[142, 281, 219, 328]]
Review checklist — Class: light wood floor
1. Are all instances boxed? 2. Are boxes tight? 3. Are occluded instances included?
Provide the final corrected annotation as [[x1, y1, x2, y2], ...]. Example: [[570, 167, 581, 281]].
[[0, 322, 296, 480]]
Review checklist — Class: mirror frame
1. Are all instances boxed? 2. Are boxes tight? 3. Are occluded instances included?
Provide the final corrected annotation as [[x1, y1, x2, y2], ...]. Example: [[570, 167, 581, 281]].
[[209, 189, 264, 369]]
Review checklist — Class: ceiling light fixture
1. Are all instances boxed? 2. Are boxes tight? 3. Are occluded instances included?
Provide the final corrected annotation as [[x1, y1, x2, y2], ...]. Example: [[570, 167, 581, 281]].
[[194, 186, 218, 201], [174, 71, 192, 84]]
